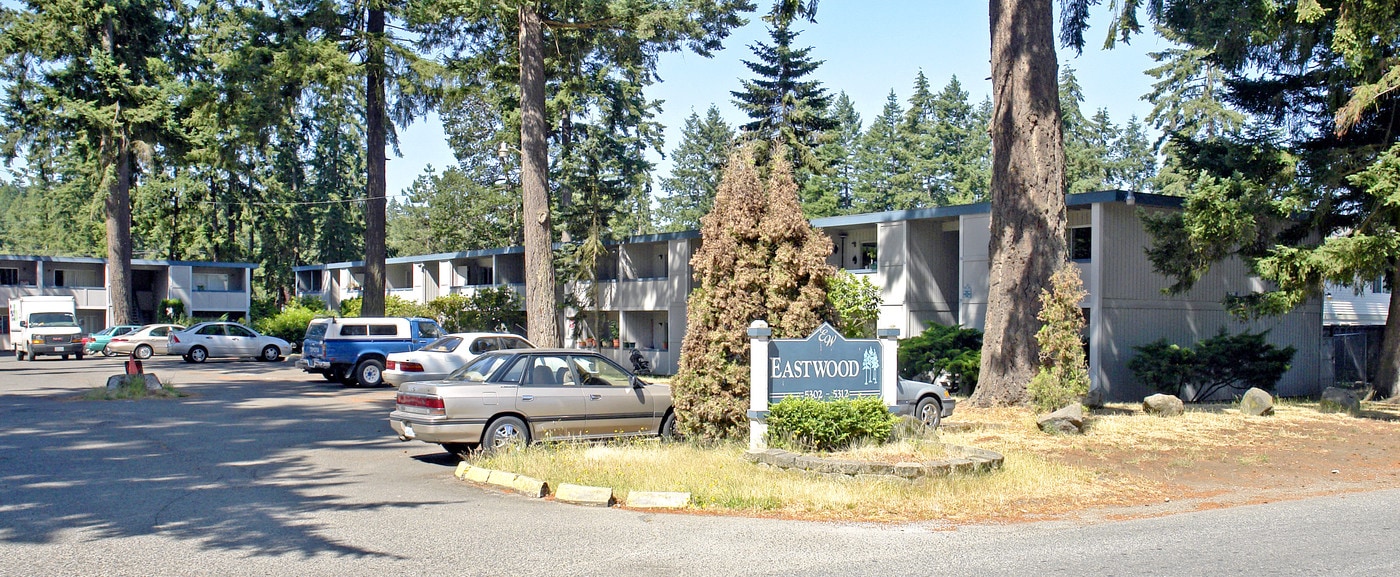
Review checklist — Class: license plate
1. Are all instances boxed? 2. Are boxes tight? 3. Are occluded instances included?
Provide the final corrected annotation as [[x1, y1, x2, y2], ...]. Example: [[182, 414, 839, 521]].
[[402, 422, 415, 438]]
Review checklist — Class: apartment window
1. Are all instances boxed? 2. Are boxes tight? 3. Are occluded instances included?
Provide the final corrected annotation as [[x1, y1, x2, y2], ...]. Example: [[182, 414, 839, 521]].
[[194, 272, 230, 291], [1369, 275, 1390, 294], [0, 268, 17, 286], [54, 269, 65, 287], [308, 271, 323, 292], [860, 242, 878, 270], [1069, 227, 1092, 261]]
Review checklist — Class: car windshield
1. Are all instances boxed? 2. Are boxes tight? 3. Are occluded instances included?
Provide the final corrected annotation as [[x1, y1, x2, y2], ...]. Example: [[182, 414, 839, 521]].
[[421, 336, 462, 353], [445, 354, 510, 383], [29, 312, 77, 327]]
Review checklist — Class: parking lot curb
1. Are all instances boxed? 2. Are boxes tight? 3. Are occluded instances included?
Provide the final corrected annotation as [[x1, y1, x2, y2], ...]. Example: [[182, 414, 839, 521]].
[[463, 466, 493, 483], [510, 475, 549, 498], [555, 483, 614, 507], [454, 462, 471, 479], [625, 491, 690, 509]]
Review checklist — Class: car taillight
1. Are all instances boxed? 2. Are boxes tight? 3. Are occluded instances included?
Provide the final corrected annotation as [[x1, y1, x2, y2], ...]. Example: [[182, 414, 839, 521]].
[[81, 337, 92, 344], [171, 335, 181, 343], [396, 393, 445, 416], [398, 362, 424, 372], [112, 337, 128, 343]]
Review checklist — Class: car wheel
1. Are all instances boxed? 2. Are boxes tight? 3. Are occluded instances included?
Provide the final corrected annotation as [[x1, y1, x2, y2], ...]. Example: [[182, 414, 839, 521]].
[[75, 352, 84, 361], [101, 346, 114, 357], [187, 346, 208, 363], [61, 354, 69, 360], [915, 397, 942, 429], [134, 344, 154, 360], [27, 350, 36, 361], [440, 443, 478, 460], [353, 359, 385, 387], [660, 410, 679, 441], [259, 345, 281, 362], [17, 349, 26, 361], [482, 416, 529, 454]]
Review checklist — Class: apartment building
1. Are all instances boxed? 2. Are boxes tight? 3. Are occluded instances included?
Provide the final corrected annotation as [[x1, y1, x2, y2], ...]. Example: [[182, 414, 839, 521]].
[[0, 255, 256, 350], [295, 191, 1325, 402]]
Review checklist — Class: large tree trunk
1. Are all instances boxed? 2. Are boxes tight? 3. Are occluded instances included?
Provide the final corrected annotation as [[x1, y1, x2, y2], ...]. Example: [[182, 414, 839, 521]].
[[1374, 264, 1400, 401], [971, 0, 1068, 407], [104, 130, 135, 325], [519, 5, 561, 347], [362, 5, 387, 317]]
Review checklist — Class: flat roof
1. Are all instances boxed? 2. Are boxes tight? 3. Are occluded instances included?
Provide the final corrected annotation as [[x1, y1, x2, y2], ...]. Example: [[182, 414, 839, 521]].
[[0, 255, 259, 268]]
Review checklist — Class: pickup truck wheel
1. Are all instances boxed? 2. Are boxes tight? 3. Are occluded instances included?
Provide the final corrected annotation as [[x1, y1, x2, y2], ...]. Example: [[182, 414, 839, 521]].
[[353, 359, 385, 387]]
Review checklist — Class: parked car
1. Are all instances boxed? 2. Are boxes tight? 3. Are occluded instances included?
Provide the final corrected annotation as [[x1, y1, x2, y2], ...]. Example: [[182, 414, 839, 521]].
[[384, 333, 535, 386], [390, 349, 674, 458], [894, 376, 958, 428], [84, 324, 143, 356], [167, 322, 290, 363], [106, 324, 184, 359], [297, 317, 445, 387]]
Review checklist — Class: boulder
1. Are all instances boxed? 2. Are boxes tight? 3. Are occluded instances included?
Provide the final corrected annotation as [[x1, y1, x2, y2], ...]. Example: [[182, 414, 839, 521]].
[[1143, 393, 1184, 417], [1239, 387, 1274, 416], [1083, 387, 1105, 409], [1037, 404, 1084, 435], [1319, 387, 1361, 415]]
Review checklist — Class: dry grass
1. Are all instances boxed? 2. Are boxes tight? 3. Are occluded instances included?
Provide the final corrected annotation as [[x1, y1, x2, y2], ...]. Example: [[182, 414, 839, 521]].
[[80, 377, 187, 400], [468, 398, 1400, 522]]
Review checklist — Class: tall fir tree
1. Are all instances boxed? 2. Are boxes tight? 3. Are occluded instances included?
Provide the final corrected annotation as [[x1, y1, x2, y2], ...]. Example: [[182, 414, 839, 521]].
[[658, 106, 735, 232], [731, 17, 835, 175], [800, 92, 861, 217], [852, 91, 915, 212]]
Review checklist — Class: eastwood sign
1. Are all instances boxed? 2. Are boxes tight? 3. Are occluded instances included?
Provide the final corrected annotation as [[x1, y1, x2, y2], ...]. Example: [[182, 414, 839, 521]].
[[747, 320, 900, 450], [767, 323, 882, 402]]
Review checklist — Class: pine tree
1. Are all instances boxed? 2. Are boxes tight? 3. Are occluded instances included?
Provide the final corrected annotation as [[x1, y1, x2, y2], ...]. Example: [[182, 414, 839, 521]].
[[731, 18, 836, 174], [658, 106, 735, 232], [800, 92, 861, 217], [673, 144, 833, 441], [852, 91, 915, 211]]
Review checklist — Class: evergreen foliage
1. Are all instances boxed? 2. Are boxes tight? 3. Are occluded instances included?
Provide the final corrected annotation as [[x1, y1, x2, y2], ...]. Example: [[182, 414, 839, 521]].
[[731, 18, 835, 174], [852, 92, 914, 212], [1027, 265, 1090, 413], [897, 323, 983, 393], [800, 92, 860, 216], [1128, 330, 1296, 403], [673, 145, 833, 442], [658, 106, 735, 232]]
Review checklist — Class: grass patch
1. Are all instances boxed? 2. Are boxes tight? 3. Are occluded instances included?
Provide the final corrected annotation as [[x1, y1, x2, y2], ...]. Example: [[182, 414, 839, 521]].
[[82, 376, 187, 400], [471, 438, 1101, 522]]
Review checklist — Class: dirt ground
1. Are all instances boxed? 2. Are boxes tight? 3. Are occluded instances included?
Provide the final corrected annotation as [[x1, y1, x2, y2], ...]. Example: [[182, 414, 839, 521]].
[[940, 400, 1400, 523]]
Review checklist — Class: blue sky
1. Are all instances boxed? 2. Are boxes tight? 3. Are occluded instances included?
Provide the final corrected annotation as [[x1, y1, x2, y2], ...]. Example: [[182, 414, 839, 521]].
[[387, 3, 1173, 197]]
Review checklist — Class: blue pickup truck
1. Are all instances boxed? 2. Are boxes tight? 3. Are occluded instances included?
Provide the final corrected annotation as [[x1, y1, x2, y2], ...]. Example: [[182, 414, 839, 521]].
[[297, 317, 444, 387]]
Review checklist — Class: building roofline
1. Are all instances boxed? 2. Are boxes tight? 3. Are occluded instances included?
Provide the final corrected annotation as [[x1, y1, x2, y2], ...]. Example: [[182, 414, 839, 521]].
[[0, 255, 259, 268]]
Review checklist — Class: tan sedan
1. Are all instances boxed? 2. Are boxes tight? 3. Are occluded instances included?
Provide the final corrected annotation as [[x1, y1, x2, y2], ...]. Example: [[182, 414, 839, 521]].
[[106, 324, 185, 359], [390, 349, 674, 458]]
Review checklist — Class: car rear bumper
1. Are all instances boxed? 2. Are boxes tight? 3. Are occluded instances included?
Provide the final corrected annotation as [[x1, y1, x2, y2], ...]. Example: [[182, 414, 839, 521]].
[[383, 371, 448, 386], [297, 358, 332, 371], [389, 411, 484, 444]]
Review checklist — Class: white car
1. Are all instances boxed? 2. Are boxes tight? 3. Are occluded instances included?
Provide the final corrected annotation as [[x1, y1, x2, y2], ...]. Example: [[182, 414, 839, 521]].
[[384, 333, 534, 386], [167, 321, 291, 363]]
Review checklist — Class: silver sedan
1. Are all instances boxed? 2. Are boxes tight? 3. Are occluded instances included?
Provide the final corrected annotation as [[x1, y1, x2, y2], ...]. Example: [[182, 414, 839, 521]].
[[390, 349, 674, 458], [106, 324, 185, 359]]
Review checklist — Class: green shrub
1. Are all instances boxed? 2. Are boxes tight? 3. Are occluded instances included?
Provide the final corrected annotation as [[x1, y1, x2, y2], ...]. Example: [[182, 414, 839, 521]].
[[158, 299, 186, 324], [897, 322, 982, 393], [765, 397, 896, 452], [1128, 329, 1295, 402], [337, 295, 429, 319], [826, 270, 882, 338], [427, 287, 526, 333], [1027, 265, 1090, 413], [253, 304, 322, 349]]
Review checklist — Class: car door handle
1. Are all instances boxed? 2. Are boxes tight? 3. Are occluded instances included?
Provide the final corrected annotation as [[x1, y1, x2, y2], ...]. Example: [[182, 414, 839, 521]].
[[521, 395, 534, 401], [589, 394, 602, 400]]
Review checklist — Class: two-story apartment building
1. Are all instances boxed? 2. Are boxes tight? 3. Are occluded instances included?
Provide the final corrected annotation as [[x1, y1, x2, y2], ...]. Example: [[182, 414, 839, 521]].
[[1, 255, 257, 350], [295, 191, 1325, 402]]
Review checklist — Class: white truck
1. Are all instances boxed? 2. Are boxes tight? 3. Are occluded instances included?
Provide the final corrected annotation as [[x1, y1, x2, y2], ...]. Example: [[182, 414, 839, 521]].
[[8, 296, 85, 361]]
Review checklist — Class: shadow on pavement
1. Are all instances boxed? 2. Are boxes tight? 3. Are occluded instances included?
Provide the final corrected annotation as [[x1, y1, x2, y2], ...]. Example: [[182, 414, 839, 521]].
[[0, 366, 449, 559]]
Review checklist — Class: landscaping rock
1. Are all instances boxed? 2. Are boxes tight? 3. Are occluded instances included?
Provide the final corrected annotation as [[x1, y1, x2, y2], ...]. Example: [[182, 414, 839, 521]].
[[1239, 387, 1275, 416], [555, 483, 614, 507], [626, 491, 690, 509], [1143, 393, 1184, 417], [1319, 387, 1361, 415], [1037, 404, 1084, 434], [1084, 387, 1105, 409], [105, 374, 162, 391]]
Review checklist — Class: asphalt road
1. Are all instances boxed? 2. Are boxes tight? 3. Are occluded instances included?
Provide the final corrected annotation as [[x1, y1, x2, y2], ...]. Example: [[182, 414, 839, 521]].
[[1, 355, 1395, 576]]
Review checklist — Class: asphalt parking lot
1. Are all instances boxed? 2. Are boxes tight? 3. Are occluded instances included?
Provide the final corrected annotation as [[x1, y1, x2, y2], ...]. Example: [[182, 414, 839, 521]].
[[3, 354, 1399, 576]]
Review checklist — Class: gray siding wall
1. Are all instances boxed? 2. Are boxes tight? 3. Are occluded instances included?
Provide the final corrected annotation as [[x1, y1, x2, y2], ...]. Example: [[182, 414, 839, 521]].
[[1095, 203, 1323, 400], [906, 219, 960, 333]]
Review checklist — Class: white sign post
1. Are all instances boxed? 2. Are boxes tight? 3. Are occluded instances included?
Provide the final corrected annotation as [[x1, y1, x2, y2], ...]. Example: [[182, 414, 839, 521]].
[[747, 320, 772, 451]]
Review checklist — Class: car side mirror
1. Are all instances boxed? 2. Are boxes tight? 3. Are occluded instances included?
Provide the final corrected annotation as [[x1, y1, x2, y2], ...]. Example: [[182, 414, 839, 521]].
[[19, 321, 27, 328], [631, 376, 644, 388]]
